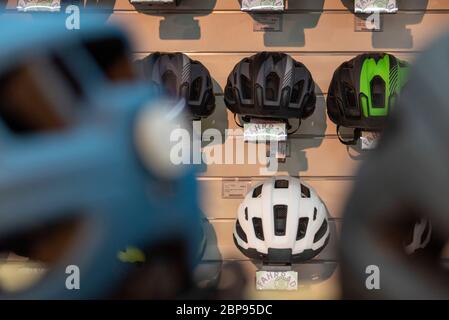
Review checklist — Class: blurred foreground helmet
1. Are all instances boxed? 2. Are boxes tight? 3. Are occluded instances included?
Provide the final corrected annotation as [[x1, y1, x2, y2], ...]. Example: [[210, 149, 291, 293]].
[[340, 40, 449, 299], [0, 17, 206, 299], [327, 53, 409, 145]]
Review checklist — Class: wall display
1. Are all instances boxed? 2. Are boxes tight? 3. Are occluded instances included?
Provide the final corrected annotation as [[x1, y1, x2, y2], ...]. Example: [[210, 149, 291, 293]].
[[224, 52, 316, 134], [17, 0, 60, 11], [354, 0, 397, 13], [327, 52, 409, 145], [135, 52, 216, 120], [241, 0, 284, 12], [4, 0, 447, 301], [233, 176, 330, 265]]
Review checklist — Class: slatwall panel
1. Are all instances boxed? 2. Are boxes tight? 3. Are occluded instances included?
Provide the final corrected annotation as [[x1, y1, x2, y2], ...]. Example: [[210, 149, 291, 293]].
[[1, 0, 448, 299]]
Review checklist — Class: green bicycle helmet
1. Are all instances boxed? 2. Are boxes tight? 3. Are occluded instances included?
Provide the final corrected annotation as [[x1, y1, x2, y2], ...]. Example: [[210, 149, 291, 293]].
[[327, 53, 409, 145]]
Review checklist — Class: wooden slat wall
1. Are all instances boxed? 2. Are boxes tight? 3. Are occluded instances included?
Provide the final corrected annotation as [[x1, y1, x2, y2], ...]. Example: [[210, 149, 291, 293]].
[[1, 0, 448, 299]]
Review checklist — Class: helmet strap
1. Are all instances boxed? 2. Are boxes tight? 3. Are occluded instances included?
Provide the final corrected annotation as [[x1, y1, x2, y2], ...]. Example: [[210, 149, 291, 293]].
[[337, 125, 361, 145]]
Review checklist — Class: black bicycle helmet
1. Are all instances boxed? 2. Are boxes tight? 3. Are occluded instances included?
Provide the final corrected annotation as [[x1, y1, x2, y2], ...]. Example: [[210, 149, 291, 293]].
[[135, 52, 215, 119], [327, 53, 409, 144], [224, 52, 316, 129]]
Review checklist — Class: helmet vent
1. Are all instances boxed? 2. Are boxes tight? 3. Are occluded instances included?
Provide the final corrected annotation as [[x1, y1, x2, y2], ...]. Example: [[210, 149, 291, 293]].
[[265, 72, 280, 102], [314, 219, 328, 243], [296, 217, 309, 240], [189, 76, 202, 102], [371, 76, 386, 108], [274, 179, 289, 189], [252, 184, 263, 198], [290, 80, 304, 104], [236, 219, 248, 243], [244, 207, 248, 220], [240, 75, 252, 100], [345, 86, 357, 109], [313, 207, 317, 220], [252, 217, 265, 240], [273, 205, 288, 236], [161, 70, 178, 97], [301, 184, 310, 198]]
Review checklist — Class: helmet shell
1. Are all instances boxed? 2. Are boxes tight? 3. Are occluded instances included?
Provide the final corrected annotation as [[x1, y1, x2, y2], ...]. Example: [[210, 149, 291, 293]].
[[224, 52, 316, 121], [136, 52, 216, 119], [327, 53, 409, 131], [233, 176, 330, 264]]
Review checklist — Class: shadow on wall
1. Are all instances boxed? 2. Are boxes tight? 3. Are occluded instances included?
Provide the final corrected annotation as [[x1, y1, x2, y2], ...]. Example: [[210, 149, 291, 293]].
[[201, 78, 229, 140], [278, 84, 326, 176], [132, 0, 217, 40], [241, 0, 324, 47], [341, 0, 429, 49], [201, 83, 327, 176]]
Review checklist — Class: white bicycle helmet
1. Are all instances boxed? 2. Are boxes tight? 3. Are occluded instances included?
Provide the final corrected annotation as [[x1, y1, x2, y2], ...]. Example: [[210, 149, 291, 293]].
[[233, 176, 330, 264]]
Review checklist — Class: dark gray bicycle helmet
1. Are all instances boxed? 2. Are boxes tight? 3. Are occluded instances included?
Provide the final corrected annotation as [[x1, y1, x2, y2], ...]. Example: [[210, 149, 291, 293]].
[[224, 52, 316, 129], [135, 52, 215, 119]]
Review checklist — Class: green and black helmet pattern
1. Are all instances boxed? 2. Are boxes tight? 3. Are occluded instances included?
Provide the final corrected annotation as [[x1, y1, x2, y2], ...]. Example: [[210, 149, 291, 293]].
[[327, 53, 409, 144]]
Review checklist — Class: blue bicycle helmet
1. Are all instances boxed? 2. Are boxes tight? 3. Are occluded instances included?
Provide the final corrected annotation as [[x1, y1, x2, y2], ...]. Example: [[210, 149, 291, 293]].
[[0, 17, 205, 299]]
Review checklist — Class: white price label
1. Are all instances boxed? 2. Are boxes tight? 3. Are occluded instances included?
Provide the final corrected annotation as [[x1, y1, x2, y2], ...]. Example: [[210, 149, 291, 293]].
[[244, 122, 286, 142], [360, 131, 381, 150], [256, 271, 298, 291], [17, 0, 60, 11], [242, 0, 284, 12], [354, 0, 397, 13]]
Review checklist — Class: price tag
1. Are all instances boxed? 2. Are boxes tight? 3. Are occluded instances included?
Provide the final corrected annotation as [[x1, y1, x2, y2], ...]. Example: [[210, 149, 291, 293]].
[[360, 131, 381, 150], [244, 122, 286, 142], [252, 14, 283, 32], [256, 271, 298, 291], [222, 179, 251, 199], [17, 0, 60, 11], [354, 0, 397, 13], [242, 0, 284, 12]]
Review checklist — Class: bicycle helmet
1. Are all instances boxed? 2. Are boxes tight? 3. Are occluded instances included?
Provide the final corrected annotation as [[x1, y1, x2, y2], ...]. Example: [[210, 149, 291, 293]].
[[233, 176, 330, 264], [327, 53, 409, 144], [0, 17, 205, 299], [340, 36, 449, 299], [135, 52, 216, 119], [224, 52, 316, 130]]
